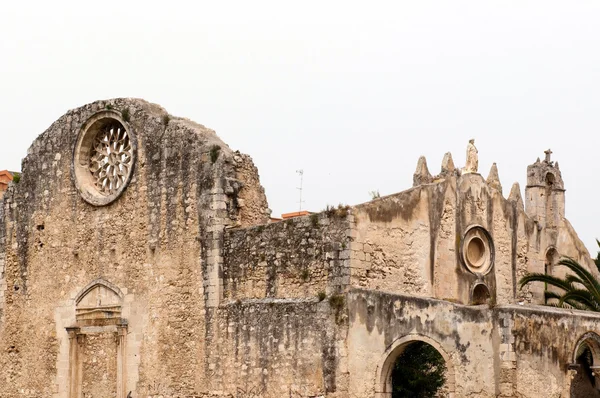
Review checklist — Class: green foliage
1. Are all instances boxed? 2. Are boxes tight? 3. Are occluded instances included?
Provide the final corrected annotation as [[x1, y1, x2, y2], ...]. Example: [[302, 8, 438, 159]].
[[329, 294, 344, 310], [324, 203, 350, 219], [210, 145, 221, 163], [369, 190, 381, 200], [328, 293, 346, 323], [121, 107, 130, 122], [300, 269, 310, 281], [105, 104, 113, 110], [391, 341, 447, 398], [162, 114, 170, 125], [519, 241, 600, 311], [11, 172, 21, 184], [310, 213, 319, 228], [317, 291, 326, 301]]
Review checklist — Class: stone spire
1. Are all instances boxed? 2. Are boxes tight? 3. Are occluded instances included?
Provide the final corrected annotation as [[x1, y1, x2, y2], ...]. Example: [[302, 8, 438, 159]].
[[413, 156, 432, 186], [508, 182, 524, 211], [486, 163, 502, 194], [441, 152, 455, 174]]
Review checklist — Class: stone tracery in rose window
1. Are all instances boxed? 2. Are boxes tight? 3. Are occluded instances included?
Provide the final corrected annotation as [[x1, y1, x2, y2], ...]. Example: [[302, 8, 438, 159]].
[[88, 122, 132, 195]]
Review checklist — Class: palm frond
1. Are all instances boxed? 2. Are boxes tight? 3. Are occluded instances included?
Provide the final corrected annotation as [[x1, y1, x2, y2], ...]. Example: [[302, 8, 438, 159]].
[[519, 273, 574, 292], [544, 290, 562, 302], [519, 248, 600, 313], [558, 257, 600, 301], [543, 290, 590, 311], [558, 289, 600, 311]]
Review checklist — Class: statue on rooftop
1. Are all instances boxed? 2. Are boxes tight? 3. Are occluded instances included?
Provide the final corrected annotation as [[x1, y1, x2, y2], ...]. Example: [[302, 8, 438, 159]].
[[462, 139, 478, 174]]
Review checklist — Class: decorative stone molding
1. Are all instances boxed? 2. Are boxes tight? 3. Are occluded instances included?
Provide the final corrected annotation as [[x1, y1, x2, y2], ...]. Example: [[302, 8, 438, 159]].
[[461, 225, 495, 275], [73, 110, 136, 206]]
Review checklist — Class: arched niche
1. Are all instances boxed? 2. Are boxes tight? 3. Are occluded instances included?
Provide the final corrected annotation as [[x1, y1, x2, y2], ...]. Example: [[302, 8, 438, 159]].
[[375, 334, 456, 398], [471, 283, 492, 305], [545, 247, 559, 277], [75, 278, 124, 324]]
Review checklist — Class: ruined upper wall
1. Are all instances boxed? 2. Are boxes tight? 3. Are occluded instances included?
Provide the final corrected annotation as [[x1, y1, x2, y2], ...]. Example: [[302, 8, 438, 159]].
[[223, 211, 351, 301], [221, 146, 593, 310], [347, 152, 593, 306]]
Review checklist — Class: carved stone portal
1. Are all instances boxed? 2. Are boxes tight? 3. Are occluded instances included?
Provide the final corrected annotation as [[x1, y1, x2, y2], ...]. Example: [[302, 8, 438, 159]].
[[67, 279, 127, 398]]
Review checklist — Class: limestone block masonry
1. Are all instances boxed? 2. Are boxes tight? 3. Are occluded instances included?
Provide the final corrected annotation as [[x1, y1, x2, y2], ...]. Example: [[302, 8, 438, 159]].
[[0, 98, 599, 397]]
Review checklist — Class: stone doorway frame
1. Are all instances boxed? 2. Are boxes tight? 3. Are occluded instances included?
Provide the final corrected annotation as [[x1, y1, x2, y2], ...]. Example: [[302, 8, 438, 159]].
[[374, 334, 456, 398], [66, 279, 128, 398]]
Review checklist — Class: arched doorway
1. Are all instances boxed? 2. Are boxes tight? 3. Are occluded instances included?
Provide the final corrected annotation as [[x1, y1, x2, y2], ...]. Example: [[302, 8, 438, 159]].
[[376, 335, 455, 398], [570, 333, 600, 397]]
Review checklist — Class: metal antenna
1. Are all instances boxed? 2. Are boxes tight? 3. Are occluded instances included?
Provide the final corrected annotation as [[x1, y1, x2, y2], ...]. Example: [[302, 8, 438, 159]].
[[296, 169, 305, 212]]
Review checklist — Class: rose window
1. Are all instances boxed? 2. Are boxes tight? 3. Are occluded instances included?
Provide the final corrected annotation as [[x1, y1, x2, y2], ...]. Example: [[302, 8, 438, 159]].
[[88, 122, 132, 195], [74, 111, 136, 206]]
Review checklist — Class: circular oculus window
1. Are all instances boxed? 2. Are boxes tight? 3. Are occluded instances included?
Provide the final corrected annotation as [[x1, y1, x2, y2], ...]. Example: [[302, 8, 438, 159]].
[[461, 226, 494, 275], [73, 111, 136, 206]]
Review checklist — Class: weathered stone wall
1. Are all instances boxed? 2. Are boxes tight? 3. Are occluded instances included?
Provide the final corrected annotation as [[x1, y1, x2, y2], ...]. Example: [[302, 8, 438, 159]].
[[503, 305, 600, 398], [350, 185, 435, 297], [0, 238, 5, 325], [223, 213, 351, 300], [204, 299, 348, 398], [347, 289, 600, 398], [233, 152, 271, 228], [81, 332, 118, 396], [0, 98, 269, 397], [347, 289, 496, 398]]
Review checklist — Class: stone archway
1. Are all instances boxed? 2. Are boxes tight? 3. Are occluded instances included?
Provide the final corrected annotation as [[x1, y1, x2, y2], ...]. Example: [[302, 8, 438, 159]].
[[375, 334, 456, 398], [569, 332, 600, 397]]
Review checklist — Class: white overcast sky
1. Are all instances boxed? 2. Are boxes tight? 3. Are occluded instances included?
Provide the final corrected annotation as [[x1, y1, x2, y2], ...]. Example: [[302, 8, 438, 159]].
[[1, 1, 599, 254]]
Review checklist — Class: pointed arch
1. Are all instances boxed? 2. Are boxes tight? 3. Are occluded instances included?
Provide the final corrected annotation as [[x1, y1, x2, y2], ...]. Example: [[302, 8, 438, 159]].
[[570, 332, 600, 396], [572, 332, 600, 366], [75, 278, 124, 305], [74, 278, 124, 323]]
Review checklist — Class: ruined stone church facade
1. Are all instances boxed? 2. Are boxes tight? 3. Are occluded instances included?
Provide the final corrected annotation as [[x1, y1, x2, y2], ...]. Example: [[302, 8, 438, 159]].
[[1, 98, 599, 397]]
